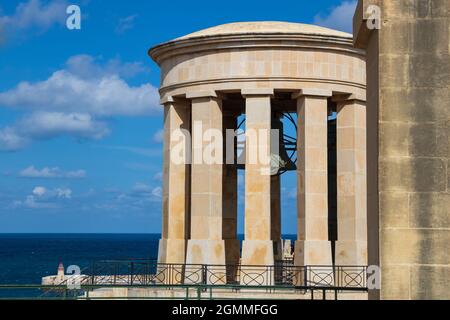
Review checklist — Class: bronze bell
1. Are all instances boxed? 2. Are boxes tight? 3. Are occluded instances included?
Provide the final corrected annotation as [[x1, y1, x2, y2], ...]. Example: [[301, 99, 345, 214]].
[[235, 114, 297, 175]]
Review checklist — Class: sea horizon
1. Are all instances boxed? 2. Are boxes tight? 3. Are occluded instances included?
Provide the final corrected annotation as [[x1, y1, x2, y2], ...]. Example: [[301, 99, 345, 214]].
[[0, 233, 297, 288]]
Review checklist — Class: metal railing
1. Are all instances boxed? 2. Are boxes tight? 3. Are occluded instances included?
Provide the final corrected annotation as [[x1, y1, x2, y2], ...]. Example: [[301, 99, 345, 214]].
[[83, 259, 367, 289], [0, 260, 368, 300]]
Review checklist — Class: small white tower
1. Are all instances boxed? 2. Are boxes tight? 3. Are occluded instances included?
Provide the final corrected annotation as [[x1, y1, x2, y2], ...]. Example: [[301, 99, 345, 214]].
[[56, 261, 65, 282]]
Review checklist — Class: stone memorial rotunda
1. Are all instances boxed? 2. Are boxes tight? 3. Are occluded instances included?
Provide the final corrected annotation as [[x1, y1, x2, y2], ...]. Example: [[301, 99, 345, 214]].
[[148, 21, 367, 279]]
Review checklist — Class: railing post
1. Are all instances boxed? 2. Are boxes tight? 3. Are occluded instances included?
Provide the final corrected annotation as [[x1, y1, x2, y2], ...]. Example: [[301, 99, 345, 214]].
[[268, 265, 272, 292], [202, 264, 207, 285], [304, 266, 308, 287], [91, 261, 95, 285], [364, 266, 368, 289], [114, 263, 118, 285], [130, 262, 134, 286], [181, 263, 186, 285], [334, 265, 337, 287]]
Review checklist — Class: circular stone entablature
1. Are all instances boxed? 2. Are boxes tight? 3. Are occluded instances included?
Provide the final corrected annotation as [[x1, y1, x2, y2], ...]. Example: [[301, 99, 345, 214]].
[[148, 21, 366, 100]]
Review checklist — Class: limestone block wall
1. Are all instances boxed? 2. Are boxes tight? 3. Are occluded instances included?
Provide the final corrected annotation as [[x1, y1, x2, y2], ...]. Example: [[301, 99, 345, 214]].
[[159, 49, 366, 89], [354, 0, 450, 300]]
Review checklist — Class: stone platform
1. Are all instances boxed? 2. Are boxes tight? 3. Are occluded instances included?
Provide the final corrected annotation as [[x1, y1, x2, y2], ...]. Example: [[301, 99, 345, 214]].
[[82, 287, 368, 300]]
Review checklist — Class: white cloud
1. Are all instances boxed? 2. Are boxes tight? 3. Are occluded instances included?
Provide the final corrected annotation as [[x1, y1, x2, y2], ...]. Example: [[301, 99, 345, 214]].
[[0, 0, 68, 32], [129, 182, 162, 201], [14, 185, 72, 209], [0, 54, 160, 151], [115, 14, 137, 34], [19, 166, 86, 179], [152, 129, 164, 143], [31, 185, 71, 199], [313, 0, 357, 33], [55, 187, 72, 199], [65, 54, 149, 80], [32, 186, 46, 197], [0, 112, 109, 151], [0, 126, 28, 151], [19, 112, 109, 139], [19, 195, 56, 209], [0, 70, 159, 117], [94, 182, 162, 212], [153, 171, 163, 181]]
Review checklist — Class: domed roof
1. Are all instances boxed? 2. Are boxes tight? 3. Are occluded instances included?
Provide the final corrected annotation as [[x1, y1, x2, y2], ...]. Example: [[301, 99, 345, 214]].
[[175, 21, 352, 41]]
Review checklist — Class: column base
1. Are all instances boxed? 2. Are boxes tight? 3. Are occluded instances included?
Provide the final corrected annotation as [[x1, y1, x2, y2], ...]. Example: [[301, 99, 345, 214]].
[[294, 240, 333, 266], [156, 239, 186, 284], [185, 239, 226, 285], [240, 240, 274, 286], [335, 240, 368, 265], [185, 239, 226, 265], [294, 240, 334, 287], [157, 238, 186, 264], [241, 240, 275, 265]]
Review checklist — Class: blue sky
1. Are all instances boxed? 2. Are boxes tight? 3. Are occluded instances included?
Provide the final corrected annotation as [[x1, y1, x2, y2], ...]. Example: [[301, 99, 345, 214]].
[[0, 0, 357, 233]]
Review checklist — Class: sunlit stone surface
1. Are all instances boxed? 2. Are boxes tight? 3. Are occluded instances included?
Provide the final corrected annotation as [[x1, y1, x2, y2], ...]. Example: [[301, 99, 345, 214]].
[[149, 21, 367, 287]]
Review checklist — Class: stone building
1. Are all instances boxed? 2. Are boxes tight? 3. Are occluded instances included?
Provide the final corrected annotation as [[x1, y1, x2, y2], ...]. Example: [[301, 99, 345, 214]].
[[354, 0, 450, 299], [149, 21, 368, 279]]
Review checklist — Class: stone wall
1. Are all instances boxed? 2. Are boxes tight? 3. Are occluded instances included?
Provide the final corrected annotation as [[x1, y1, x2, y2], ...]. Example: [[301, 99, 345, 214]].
[[354, 0, 450, 299]]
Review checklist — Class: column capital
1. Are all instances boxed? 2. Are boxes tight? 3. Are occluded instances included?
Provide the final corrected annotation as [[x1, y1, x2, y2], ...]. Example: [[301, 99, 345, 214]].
[[186, 90, 218, 100], [332, 93, 366, 104], [241, 88, 274, 97], [160, 95, 174, 105], [292, 89, 332, 100]]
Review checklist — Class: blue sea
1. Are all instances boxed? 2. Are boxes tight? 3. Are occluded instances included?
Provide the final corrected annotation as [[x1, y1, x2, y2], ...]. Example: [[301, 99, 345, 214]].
[[0, 233, 161, 298], [0, 233, 296, 298], [0, 234, 161, 286]]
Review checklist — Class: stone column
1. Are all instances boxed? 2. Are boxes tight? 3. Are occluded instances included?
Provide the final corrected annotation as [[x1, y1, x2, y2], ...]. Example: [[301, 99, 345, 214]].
[[271, 174, 283, 261], [158, 97, 190, 264], [293, 89, 333, 270], [185, 91, 226, 273], [241, 89, 275, 275], [334, 95, 367, 266], [158, 97, 190, 284]]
